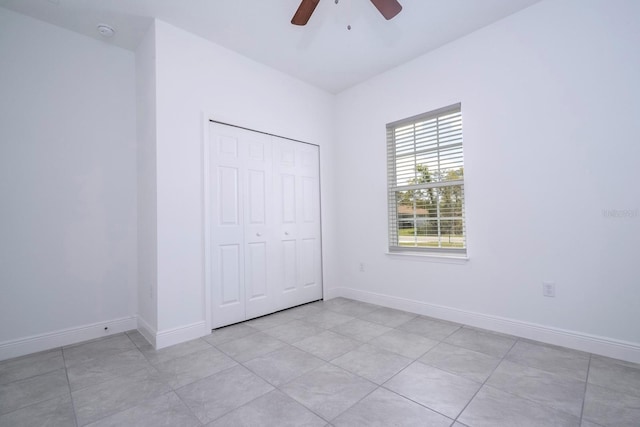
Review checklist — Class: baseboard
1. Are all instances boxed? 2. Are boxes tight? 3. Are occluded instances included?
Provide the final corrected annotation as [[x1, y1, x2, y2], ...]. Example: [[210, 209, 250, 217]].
[[0, 316, 137, 362], [136, 316, 157, 348], [155, 321, 209, 350], [327, 287, 640, 364]]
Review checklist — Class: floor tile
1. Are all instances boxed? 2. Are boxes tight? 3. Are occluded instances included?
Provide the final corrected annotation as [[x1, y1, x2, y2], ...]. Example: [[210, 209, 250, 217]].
[[125, 330, 151, 349], [332, 387, 452, 427], [309, 298, 351, 311], [396, 316, 461, 340], [325, 300, 380, 317], [330, 319, 392, 342], [176, 365, 273, 424], [331, 344, 412, 385], [303, 310, 355, 329], [154, 347, 237, 389], [384, 362, 480, 419], [506, 340, 590, 381], [67, 348, 155, 391], [582, 383, 640, 427], [283, 304, 325, 320], [360, 307, 417, 328], [0, 349, 64, 385], [368, 329, 437, 359], [72, 368, 171, 426], [458, 385, 580, 427], [280, 364, 376, 421], [85, 391, 201, 427], [141, 338, 212, 365], [588, 355, 640, 397], [204, 323, 259, 346], [292, 331, 360, 361], [7, 308, 636, 427], [419, 342, 500, 383], [0, 393, 74, 427], [63, 334, 137, 367], [0, 368, 69, 415], [244, 311, 296, 331], [216, 332, 287, 363], [262, 320, 324, 344], [243, 346, 325, 386], [486, 360, 585, 417], [208, 389, 326, 427], [443, 327, 516, 358]]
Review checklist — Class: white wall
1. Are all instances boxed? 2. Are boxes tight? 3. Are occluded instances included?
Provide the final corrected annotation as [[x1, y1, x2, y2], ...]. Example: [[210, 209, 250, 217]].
[[333, 0, 640, 360], [0, 8, 137, 357], [135, 22, 158, 339], [151, 21, 336, 341]]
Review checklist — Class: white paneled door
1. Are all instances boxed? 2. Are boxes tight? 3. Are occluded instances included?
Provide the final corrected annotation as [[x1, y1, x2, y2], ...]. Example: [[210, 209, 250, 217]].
[[273, 140, 322, 309], [208, 122, 322, 329]]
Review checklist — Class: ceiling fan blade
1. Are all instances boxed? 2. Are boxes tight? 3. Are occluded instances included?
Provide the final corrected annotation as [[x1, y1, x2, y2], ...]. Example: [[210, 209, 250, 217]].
[[291, 0, 320, 26], [370, 0, 402, 20]]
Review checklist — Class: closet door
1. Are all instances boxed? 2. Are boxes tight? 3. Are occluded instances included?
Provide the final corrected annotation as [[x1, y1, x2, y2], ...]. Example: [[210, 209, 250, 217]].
[[243, 133, 275, 320], [210, 126, 246, 328], [209, 124, 274, 328], [273, 139, 322, 309]]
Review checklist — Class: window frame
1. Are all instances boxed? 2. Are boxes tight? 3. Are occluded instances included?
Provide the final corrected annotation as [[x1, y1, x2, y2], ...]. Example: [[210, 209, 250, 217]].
[[387, 103, 467, 256]]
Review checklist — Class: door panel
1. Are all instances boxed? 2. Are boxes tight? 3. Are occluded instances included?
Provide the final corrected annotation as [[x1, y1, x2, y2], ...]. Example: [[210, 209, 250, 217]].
[[246, 242, 267, 300], [282, 240, 297, 292], [247, 170, 266, 225], [273, 139, 322, 309], [219, 167, 240, 225], [281, 174, 296, 224], [219, 245, 242, 305], [243, 132, 273, 319], [301, 238, 317, 287], [209, 122, 322, 327], [219, 135, 238, 158], [210, 130, 245, 328], [301, 176, 316, 223]]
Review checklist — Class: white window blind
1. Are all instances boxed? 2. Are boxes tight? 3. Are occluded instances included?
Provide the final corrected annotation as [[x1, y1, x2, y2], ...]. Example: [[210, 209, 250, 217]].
[[387, 103, 466, 255]]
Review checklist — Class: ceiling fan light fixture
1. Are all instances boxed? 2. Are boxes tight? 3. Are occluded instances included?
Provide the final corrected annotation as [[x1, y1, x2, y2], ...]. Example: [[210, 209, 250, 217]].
[[291, 0, 402, 26], [291, 0, 320, 26], [370, 0, 402, 20]]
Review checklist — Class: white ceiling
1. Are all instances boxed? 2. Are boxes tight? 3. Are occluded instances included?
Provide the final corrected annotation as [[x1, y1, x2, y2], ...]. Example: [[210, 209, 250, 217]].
[[0, 0, 542, 93]]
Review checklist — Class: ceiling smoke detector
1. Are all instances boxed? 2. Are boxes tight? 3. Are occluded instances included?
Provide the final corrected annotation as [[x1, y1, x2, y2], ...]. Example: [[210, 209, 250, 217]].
[[97, 24, 115, 38]]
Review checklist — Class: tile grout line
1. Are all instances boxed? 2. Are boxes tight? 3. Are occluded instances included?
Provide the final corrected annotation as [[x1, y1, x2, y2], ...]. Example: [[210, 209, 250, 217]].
[[68, 332, 174, 427], [579, 353, 592, 426], [204, 347, 330, 425], [0, 349, 62, 386], [449, 335, 519, 423], [60, 345, 80, 427], [458, 337, 594, 423], [7, 298, 636, 426], [374, 331, 470, 424], [348, 321, 461, 423]]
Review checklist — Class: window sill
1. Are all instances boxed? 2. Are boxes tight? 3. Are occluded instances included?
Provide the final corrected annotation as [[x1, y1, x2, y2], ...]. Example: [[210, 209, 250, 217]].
[[385, 251, 469, 264]]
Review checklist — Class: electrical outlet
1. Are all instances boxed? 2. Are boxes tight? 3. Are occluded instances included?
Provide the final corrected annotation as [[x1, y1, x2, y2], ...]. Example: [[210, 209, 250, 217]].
[[359, 262, 365, 272], [543, 281, 556, 297]]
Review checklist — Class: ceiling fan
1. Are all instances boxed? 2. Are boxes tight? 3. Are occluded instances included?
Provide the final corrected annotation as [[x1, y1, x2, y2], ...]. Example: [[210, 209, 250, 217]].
[[291, 0, 403, 26]]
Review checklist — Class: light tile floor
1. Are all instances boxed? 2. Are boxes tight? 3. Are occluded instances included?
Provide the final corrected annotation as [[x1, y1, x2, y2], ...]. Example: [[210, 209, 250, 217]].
[[1, 297, 639, 426]]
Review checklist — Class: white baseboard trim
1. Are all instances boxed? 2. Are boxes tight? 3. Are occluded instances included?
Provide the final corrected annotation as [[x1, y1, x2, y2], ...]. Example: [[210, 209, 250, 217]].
[[136, 316, 157, 348], [155, 321, 209, 350], [0, 316, 137, 362], [327, 287, 640, 364]]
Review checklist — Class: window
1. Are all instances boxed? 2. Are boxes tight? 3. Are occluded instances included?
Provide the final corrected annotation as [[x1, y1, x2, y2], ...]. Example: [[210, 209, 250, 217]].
[[387, 103, 466, 255]]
